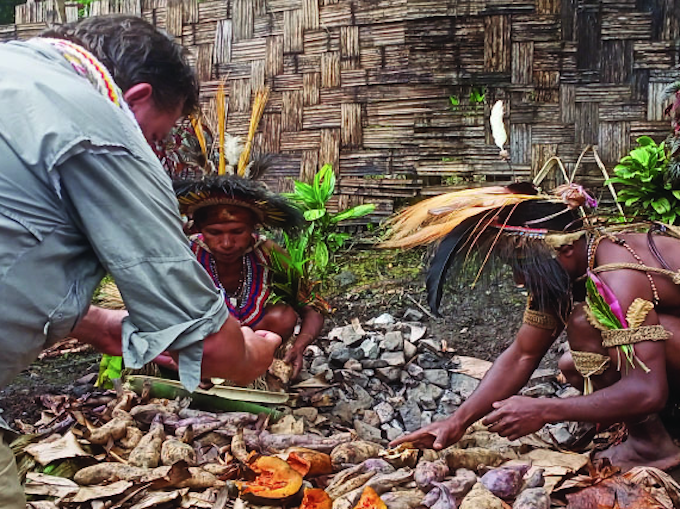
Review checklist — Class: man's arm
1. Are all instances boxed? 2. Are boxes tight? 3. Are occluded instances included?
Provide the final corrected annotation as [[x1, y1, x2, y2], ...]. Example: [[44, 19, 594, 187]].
[[283, 306, 324, 379], [391, 321, 559, 449], [199, 315, 281, 385], [71, 306, 126, 356]]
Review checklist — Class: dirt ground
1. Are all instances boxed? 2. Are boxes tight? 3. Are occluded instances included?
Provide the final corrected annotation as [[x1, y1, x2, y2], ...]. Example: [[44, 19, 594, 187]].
[[0, 246, 557, 427]]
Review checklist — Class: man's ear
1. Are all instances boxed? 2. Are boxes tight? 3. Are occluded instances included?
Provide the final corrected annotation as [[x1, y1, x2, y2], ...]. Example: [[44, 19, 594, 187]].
[[123, 83, 154, 109], [556, 243, 575, 258]]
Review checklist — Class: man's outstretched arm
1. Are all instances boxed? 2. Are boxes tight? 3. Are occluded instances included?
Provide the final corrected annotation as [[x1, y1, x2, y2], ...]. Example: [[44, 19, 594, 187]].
[[391, 322, 558, 449]]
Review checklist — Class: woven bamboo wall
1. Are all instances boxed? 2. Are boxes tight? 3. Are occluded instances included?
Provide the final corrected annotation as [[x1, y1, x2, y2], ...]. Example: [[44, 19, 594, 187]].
[[3, 0, 680, 219]]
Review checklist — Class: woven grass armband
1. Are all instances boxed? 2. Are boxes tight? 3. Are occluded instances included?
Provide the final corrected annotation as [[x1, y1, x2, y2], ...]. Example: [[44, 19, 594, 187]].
[[571, 350, 610, 395], [523, 308, 557, 330], [601, 325, 672, 348]]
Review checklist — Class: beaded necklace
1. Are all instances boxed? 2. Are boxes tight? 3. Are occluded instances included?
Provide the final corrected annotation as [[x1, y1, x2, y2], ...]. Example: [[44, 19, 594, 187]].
[[587, 233, 660, 305], [209, 254, 254, 308]]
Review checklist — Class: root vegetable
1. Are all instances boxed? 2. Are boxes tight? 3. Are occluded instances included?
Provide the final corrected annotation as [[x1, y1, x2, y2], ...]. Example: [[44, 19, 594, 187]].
[[441, 468, 477, 499], [201, 462, 238, 478], [331, 441, 384, 469], [231, 431, 249, 464], [480, 464, 530, 500], [118, 426, 143, 450], [332, 469, 415, 508], [128, 418, 165, 468], [326, 471, 376, 500], [380, 490, 426, 509], [87, 410, 133, 445], [161, 438, 196, 466], [378, 444, 419, 469], [112, 390, 136, 413], [441, 447, 509, 472], [178, 409, 258, 427], [175, 420, 233, 439], [415, 459, 449, 492], [512, 488, 550, 509], [245, 430, 353, 454], [459, 482, 508, 509], [174, 467, 223, 489], [521, 469, 544, 490], [74, 463, 149, 485], [422, 481, 456, 509]]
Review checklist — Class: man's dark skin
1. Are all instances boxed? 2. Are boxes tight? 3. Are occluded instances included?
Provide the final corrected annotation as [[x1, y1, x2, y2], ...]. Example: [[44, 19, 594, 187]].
[[392, 232, 680, 472]]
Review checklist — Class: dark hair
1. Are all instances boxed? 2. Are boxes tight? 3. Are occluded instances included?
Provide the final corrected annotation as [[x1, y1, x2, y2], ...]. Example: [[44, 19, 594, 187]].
[[42, 15, 199, 116]]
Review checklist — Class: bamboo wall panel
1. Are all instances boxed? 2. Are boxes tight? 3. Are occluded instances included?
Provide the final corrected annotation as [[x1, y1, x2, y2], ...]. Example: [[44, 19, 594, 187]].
[[6, 0, 680, 219]]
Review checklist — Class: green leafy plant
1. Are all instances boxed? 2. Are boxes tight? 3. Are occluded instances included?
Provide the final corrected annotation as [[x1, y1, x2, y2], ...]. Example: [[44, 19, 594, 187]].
[[268, 164, 375, 308], [96, 354, 123, 389], [449, 96, 460, 110], [606, 136, 680, 225], [469, 87, 487, 104]]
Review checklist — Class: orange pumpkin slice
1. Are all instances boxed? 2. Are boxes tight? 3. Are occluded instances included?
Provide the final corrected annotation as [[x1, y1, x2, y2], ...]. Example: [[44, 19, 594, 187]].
[[239, 456, 303, 503], [352, 486, 387, 509], [299, 487, 333, 509]]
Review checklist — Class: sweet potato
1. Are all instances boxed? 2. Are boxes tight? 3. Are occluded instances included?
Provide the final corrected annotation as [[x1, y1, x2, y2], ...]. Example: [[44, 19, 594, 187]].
[[415, 459, 449, 492], [128, 418, 165, 468], [441, 468, 477, 499], [441, 447, 509, 472], [161, 438, 196, 466], [378, 444, 419, 469], [87, 410, 133, 445], [174, 467, 224, 489], [422, 481, 456, 509], [380, 490, 426, 509], [331, 441, 384, 469], [245, 430, 353, 454], [74, 463, 149, 485], [118, 426, 143, 450], [512, 488, 550, 509], [130, 403, 180, 425], [459, 482, 508, 509], [480, 464, 530, 500], [332, 469, 415, 508]]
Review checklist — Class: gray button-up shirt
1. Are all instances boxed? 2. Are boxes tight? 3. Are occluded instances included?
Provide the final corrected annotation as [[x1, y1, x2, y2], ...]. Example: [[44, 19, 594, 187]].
[[0, 39, 228, 404]]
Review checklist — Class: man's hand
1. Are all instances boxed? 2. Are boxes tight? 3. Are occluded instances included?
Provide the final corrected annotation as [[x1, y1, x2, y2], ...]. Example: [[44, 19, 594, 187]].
[[71, 306, 126, 355], [389, 416, 467, 450], [482, 396, 547, 441], [283, 346, 304, 379]]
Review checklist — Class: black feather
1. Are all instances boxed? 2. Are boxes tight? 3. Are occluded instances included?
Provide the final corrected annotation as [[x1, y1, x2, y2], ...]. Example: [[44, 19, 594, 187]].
[[426, 215, 480, 316]]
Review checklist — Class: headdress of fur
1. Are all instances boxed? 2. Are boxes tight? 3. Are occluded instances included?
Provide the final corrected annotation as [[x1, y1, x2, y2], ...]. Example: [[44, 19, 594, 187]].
[[174, 173, 304, 232], [380, 182, 596, 316]]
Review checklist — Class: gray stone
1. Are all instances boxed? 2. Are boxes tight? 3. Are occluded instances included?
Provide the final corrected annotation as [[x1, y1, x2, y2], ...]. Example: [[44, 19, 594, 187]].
[[424, 369, 450, 388], [387, 419, 405, 432], [362, 358, 387, 369], [374, 401, 395, 424], [328, 347, 352, 367], [376, 366, 402, 383], [403, 340, 418, 361], [380, 331, 404, 351], [403, 308, 424, 322], [557, 386, 581, 398], [406, 323, 428, 342], [406, 363, 425, 380], [360, 338, 380, 360], [521, 383, 556, 398], [529, 368, 559, 385], [418, 352, 448, 370], [370, 313, 396, 326], [399, 399, 423, 432], [449, 373, 480, 399], [363, 409, 382, 428], [328, 324, 364, 346], [381, 351, 406, 367], [354, 419, 383, 443], [384, 426, 403, 442], [310, 357, 330, 375], [437, 390, 463, 414], [407, 383, 444, 411], [293, 407, 319, 422], [344, 359, 363, 371], [332, 386, 375, 423], [335, 270, 357, 287], [421, 411, 434, 427]]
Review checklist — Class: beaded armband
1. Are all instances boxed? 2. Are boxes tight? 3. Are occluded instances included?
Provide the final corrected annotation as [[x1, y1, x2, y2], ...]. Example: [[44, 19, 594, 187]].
[[570, 350, 610, 395], [523, 308, 557, 330], [601, 325, 672, 348]]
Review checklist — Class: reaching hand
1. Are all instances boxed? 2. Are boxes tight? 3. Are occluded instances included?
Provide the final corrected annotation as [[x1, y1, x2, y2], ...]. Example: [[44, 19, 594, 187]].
[[389, 416, 467, 450], [283, 346, 304, 380], [482, 396, 547, 441]]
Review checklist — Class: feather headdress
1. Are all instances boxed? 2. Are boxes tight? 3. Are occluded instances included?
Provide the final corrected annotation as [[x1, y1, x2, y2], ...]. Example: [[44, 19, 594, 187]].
[[174, 173, 304, 233], [380, 183, 596, 315]]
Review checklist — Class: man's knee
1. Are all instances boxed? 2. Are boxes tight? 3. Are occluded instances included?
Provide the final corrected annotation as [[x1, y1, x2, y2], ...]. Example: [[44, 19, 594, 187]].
[[259, 303, 298, 338], [0, 431, 25, 509]]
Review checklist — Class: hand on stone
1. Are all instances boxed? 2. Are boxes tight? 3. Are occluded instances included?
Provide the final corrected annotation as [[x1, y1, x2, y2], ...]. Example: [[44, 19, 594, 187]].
[[389, 416, 467, 450], [483, 396, 547, 441]]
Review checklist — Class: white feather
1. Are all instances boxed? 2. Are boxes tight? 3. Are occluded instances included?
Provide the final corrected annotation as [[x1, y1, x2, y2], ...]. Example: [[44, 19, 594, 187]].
[[490, 100, 507, 150], [224, 134, 244, 167]]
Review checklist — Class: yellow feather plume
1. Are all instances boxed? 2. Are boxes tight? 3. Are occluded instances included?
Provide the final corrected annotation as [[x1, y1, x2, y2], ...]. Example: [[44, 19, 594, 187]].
[[380, 187, 544, 249]]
